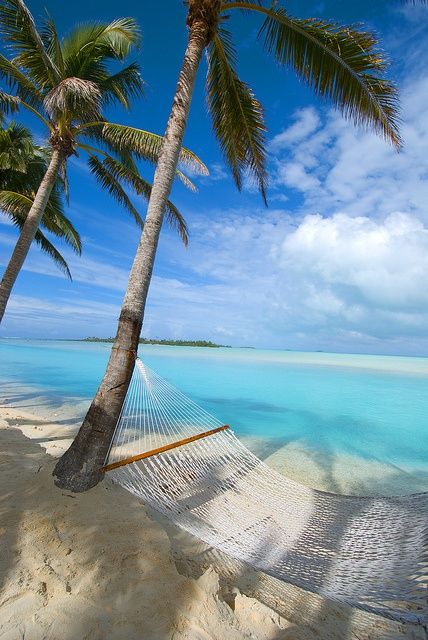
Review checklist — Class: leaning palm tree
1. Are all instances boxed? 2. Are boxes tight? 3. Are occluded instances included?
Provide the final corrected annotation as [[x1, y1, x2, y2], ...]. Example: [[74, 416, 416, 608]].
[[0, 0, 206, 321], [55, 0, 401, 492], [0, 120, 81, 277]]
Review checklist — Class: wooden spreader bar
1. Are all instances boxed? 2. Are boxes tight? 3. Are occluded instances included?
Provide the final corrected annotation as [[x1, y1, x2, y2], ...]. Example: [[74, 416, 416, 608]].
[[101, 424, 230, 472]]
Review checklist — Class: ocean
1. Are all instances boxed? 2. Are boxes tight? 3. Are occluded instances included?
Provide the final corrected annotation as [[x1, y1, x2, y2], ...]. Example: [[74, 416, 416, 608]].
[[1, 338, 427, 494]]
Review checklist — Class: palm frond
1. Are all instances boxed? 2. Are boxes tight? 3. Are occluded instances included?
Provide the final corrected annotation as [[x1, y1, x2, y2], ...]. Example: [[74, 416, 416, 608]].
[[42, 190, 81, 254], [0, 121, 34, 172], [95, 18, 141, 59], [42, 16, 66, 77], [176, 169, 197, 192], [0, 151, 26, 172], [0, 189, 81, 254], [0, 54, 43, 108], [206, 27, 268, 202], [59, 159, 70, 204], [163, 198, 189, 246], [61, 18, 141, 79], [0, 190, 74, 276], [77, 124, 137, 169], [79, 133, 197, 191], [99, 62, 144, 109], [34, 228, 72, 278], [0, 0, 59, 87], [87, 154, 144, 227], [91, 155, 189, 245], [0, 90, 20, 116], [100, 123, 209, 176], [226, 2, 400, 146]]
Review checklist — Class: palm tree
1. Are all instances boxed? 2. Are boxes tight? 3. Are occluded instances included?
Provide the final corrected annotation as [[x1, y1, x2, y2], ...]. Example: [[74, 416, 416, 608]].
[[55, 0, 401, 492], [0, 0, 206, 321], [0, 120, 81, 277]]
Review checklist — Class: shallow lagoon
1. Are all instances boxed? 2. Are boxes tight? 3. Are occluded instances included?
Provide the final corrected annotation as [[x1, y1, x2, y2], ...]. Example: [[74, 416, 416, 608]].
[[1, 339, 427, 494]]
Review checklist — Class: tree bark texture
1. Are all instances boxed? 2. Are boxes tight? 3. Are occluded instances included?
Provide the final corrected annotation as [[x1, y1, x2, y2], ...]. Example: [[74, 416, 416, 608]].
[[53, 18, 209, 492]]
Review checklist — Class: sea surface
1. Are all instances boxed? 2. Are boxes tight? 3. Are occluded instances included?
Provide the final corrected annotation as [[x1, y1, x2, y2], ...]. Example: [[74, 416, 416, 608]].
[[1, 338, 427, 494]]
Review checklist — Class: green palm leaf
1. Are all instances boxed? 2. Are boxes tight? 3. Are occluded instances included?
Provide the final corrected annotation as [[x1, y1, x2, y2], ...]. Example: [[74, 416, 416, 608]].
[[100, 123, 208, 176], [99, 63, 145, 108], [0, 0, 59, 87], [87, 155, 189, 245], [206, 27, 268, 202], [94, 18, 141, 59], [0, 90, 20, 116], [61, 18, 141, 79], [175, 169, 197, 192], [77, 125, 138, 171], [87, 154, 144, 228], [0, 54, 43, 108], [0, 191, 74, 278], [97, 155, 189, 245], [224, 2, 400, 146], [33, 228, 72, 279], [41, 191, 82, 253], [0, 190, 81, 254], [0, 122, 33, 172], [42, 16, 66, 77]]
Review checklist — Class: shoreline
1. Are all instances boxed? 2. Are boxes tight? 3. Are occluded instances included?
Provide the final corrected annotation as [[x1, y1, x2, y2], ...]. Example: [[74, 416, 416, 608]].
[[1, 375, 426, 497], [1, 401, 425, 639]]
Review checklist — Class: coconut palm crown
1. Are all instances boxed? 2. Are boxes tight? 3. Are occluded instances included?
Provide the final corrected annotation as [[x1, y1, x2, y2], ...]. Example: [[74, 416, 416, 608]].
[[0, 120, 81, 277], [0, 0, 207, 322], [106, 0, 401, 207]]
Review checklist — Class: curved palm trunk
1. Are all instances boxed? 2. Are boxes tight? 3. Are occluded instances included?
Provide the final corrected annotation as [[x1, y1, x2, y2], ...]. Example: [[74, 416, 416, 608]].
[[0, 148, 62, 323], [53, 16, 209, 492]]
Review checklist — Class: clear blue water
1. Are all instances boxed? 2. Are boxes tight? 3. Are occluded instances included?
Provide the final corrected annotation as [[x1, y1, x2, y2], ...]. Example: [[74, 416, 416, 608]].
[[1, 338, 427, 472]]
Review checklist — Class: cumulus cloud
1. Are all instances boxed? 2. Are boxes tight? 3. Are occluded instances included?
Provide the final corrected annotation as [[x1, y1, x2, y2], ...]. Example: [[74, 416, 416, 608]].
[[280, 212, 428, 312], [269, 107, 320, 151], [276, 161, 321, 192], [270, 75, 428, 223], [67, 197, 413, 354]]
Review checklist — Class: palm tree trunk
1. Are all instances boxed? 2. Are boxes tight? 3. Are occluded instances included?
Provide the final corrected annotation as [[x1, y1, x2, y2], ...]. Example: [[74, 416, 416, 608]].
[[0, 148, 62, 323], [53, 15, 210, 492]]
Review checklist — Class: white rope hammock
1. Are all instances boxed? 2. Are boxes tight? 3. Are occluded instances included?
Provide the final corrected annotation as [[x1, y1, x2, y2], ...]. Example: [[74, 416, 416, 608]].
[[104, 359, 428, 625]]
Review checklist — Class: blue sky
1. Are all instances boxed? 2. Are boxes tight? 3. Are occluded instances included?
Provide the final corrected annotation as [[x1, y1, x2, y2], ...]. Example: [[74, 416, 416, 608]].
[[1, 1, 428, 355]]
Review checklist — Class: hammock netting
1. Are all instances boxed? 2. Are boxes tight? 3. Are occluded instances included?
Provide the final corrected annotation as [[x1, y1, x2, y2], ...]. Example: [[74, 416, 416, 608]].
[[105, 359, 428, 625]]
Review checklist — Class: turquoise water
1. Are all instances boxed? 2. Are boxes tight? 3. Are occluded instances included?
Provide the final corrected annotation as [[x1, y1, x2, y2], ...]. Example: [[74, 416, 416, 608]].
[[1, 339, 428, 472]]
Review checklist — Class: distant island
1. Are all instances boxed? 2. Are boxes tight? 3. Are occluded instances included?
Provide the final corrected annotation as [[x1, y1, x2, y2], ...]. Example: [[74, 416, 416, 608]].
[[80, 337, 230, 348]]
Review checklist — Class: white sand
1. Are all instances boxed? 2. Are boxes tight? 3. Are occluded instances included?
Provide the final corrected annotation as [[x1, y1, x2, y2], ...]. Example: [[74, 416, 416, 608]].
[[0, 399, 425, 639]]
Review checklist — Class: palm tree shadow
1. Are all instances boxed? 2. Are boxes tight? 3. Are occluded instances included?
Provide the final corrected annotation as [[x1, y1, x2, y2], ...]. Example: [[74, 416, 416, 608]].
[[147, 445, 427, 640], [2, 427, 258, 638]]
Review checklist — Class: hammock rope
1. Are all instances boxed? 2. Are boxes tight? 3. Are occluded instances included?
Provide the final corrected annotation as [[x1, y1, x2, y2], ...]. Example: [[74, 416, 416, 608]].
[[105, 359, 428, 625]]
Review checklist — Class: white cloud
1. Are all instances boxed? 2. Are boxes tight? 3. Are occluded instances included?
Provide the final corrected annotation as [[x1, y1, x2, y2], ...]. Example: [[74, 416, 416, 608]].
[[270, 75, 428, 224], [0, 229, 131, 291], [205, 163, 228, 182], [2, 294, 120, 337], [4, 204, 428, 352], [113, 202, 424, 353], [276, 161, 321, 192], [280, 212, 428, 312], [269, 107, 320, 151]]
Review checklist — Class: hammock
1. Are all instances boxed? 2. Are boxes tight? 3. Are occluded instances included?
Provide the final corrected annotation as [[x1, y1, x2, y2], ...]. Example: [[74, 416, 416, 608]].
[[103, 359, 428, 625]]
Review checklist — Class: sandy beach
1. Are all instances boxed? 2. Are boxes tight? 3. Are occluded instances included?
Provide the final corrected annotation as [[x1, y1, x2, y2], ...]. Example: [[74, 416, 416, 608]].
[[0, 394, 425, 640]]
